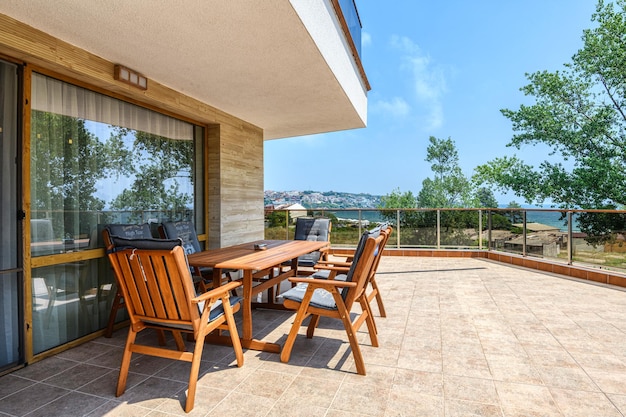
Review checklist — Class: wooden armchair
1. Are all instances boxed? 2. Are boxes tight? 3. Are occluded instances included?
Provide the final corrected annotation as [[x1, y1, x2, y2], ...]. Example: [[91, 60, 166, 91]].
[[293, 217, 332, 267], [279, 231, 384, 375], [261, 217, 332, 303], [313, 224, 392, 321], [106, 237, 243, 413]]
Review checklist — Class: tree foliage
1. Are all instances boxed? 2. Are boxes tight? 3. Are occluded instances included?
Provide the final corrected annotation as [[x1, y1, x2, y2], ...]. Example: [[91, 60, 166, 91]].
[[108, 130, 194, 221], [418, 136, 474, 208], [378, 187, 419, 227], [474, 0, 626, 210], [31, 111, 108, 236]]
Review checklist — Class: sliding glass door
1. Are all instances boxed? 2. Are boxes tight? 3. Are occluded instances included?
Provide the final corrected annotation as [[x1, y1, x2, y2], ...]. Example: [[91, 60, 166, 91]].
[[30, 72, 205, 354], [0, 59, 22, 371]]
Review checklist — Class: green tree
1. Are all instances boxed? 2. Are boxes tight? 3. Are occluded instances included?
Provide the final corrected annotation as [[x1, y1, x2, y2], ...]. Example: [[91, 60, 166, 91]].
[[378, 187, 419, 227], [504, 201, 524, 224], [108, 129, 194, 221], [474, 0, 626, 210], [266, 210, 287, 228], [475, 187, 498, 208], [31, 111, 107, 237], [417, 136, 474, 208]]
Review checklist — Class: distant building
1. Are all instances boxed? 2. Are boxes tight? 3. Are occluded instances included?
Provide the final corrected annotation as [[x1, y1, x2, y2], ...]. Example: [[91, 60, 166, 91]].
[[274, 203, 308, 222]]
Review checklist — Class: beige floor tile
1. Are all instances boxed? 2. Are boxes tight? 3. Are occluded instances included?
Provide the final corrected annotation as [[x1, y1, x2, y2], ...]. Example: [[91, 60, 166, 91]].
[[236, 368, 295, 400], [445, 399, 504, 417], [485, 354, 543, 384], [393, 368, 443, 397], [385, 389, 444, 417], [494, 381, 560, 414], [550, 388, 622, 417], [444, 374, 499, 405], [209, 391, 276, 416], [331, 381, 390, 417]]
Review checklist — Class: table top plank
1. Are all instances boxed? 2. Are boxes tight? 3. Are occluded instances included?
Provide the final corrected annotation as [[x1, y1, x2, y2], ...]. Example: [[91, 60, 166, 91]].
[[187, 240, 328, 271]]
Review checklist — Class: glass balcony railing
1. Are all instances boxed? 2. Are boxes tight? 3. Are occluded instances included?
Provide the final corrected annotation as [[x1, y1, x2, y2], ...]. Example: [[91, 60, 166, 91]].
[[338, 0, 362, 58], [264, 207, 626, 274]]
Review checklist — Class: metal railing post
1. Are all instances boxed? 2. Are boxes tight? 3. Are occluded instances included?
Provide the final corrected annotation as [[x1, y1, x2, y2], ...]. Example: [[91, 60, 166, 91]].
[[567, 211, 573, 265], [488, 210, 492, 250], [396, 210, 401, 249], [479, 209, 483, 250], [436, 209, 441, 249], [522, 210, 527, 257]]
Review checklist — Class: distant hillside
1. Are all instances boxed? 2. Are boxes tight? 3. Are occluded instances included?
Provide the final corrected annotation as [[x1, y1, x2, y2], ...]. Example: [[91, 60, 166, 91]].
[[265, 190, 382, 209]]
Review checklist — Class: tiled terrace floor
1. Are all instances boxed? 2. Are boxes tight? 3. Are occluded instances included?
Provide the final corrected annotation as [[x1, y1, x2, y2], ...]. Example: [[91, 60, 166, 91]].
[[2, 257, 626, 416]]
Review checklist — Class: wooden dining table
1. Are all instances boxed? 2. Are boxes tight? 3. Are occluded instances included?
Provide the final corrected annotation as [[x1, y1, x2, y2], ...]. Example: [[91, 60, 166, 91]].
[[187, 239, 329, 353]]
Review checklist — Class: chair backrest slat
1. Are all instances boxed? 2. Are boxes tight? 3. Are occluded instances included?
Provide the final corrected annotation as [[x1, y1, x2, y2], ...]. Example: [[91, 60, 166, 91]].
[[105, 235, 200, 329], [155, 253, 193, 322], [144, 254, 171, 319]]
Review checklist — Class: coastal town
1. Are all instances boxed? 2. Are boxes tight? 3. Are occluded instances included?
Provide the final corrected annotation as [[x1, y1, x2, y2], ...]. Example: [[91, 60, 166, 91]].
[[264, 190, 382, 209]]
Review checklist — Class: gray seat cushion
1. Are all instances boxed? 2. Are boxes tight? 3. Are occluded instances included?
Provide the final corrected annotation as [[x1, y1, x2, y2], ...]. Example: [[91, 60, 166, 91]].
[[105, 223, 153, 240], [281, 283, 338, 310], [293, 218, 331, 266], [160, 221, 202, 255]]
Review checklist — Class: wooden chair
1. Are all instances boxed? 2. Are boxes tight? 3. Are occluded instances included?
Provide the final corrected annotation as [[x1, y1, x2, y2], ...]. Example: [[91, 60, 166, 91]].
[[106, 236, 243, 413], [313, 224, 392, 320], [158, 221, 238, 294], [255, 217, 333, 304], [102, 224, 153, 337], [279, 231, 384, 375], [290, 217, 332, 272]]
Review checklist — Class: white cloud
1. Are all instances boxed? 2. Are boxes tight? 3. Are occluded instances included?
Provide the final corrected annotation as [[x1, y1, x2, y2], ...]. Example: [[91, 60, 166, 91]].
[[390, 35, 447, 130], [371, 97, 410, 118]]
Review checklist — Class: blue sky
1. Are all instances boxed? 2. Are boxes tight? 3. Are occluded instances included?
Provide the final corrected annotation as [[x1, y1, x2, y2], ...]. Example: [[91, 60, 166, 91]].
[[264, 1, 599, 204]]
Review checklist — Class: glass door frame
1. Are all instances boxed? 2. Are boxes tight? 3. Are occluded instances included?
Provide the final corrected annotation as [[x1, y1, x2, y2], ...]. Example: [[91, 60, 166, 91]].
[[0, 55, 24, 374]]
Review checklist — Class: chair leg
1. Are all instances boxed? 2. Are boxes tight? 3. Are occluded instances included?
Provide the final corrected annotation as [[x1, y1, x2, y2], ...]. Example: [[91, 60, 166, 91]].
[[105, 290, 124, 338], [359, 297, 379, 347], [223, 300, 244, 367], [341, 313, 366, 376], [172, 331, 186, 351], [280, 294, 314, 364], [116, 327, 137, 397], [333, 293, 366, 376], [306, 314, 320, 338], [369, 277, 386, 317], [186, 330, 207, 413]]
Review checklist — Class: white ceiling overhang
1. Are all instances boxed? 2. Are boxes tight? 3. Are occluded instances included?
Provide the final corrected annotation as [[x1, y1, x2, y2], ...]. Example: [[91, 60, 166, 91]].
[[0, 0, 368, 140]]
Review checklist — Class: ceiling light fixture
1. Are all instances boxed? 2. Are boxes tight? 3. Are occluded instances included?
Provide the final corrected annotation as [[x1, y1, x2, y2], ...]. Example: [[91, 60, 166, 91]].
[[114, 65, 148, 90]]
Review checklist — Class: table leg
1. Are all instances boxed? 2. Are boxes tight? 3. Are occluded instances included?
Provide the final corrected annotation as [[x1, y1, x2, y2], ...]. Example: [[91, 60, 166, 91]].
[[241, 269, 253, 341], [211, 267, 222, 290], [205, 268, 281, 353]]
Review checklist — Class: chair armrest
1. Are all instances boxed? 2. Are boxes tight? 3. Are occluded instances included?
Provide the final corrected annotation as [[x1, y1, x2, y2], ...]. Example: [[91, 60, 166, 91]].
[[191, 281, 242, 304], [314, 263, 350, 271], [287, 277, 356, 288]]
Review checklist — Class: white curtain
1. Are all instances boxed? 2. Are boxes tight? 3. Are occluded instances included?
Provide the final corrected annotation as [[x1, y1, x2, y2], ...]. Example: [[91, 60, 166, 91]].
[[31, 73, 193, 141]]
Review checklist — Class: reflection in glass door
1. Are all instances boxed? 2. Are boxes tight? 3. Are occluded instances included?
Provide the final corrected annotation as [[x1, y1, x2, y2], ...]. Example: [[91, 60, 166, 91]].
[[0, 60, 22, 371]]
